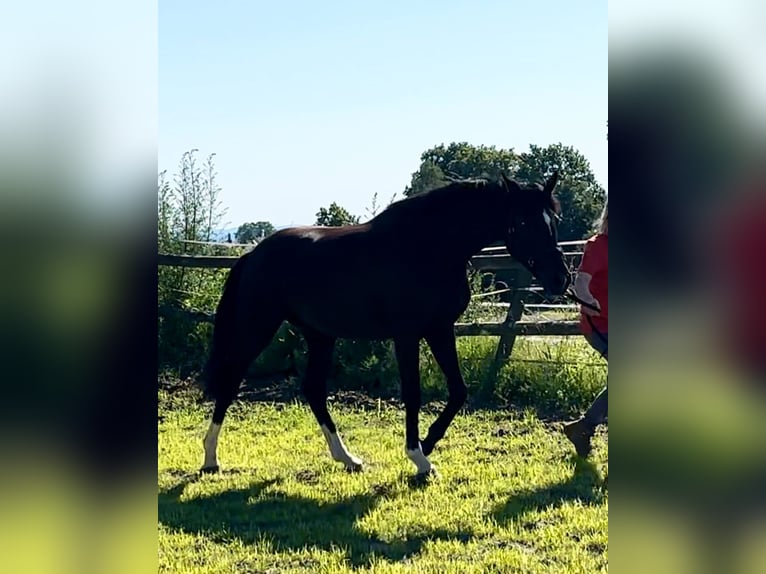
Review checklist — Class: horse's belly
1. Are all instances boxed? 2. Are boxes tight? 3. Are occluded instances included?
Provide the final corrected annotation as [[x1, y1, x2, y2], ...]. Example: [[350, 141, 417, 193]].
[[282, 258, 469, 339], [286, 287, 464, 339]]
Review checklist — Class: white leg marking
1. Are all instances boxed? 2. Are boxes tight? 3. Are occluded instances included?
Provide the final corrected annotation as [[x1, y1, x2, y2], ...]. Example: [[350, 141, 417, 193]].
[[203, 422, 221, 469], [406, 444, 433, 474], [321, 424, 363, 470]]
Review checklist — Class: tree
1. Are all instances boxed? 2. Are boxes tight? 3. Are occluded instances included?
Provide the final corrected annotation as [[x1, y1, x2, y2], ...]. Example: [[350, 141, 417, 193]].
[[157, 170, 173, 251], [404, 157, 449, 197], [202, 153, 224, 243], [157, 149, 229, 253], [315, 202, 360, 227], [162, 149, 227, 246], [515, 143, 606, 241], [157, 150, 232, 374], [404, 142, 519, 196], [405, 141, 605, 241], [235, 221, 276, 243], [157, 148, 229, 304]]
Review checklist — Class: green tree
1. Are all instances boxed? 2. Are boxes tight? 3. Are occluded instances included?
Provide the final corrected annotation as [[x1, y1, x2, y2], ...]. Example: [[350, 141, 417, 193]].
[[404, 142, 519, 196], [315, 202, 360, 227], [515, 143, 606, 241], [236, 221, 276, 243], [405, 141, 605, 241], [157, 170, 173, 252], [157, 150, 234, 375], [168, 149, 226, 245], [202, 153, 224, 243], [158, 149, 230, 304], [404, 157, 449, 197]]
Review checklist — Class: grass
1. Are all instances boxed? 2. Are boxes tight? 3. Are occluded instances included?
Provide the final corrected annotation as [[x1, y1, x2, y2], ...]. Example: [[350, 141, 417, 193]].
[[408, 336, 605, 419], [159, 380, 608, 572], [221, 335, 607, 421]]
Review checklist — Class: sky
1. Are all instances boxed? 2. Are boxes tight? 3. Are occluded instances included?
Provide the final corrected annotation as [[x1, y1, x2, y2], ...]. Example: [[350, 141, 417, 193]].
[[610, 0, 766, 123], [159, 1, 607, 229]]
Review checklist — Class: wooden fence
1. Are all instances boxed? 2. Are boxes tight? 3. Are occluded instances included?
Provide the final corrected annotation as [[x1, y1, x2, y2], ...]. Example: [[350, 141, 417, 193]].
[[158, 240, 585, 368]]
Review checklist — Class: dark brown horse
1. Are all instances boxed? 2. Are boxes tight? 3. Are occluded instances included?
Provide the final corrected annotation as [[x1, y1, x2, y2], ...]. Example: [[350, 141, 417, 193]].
[[200, 172, 569, 477]]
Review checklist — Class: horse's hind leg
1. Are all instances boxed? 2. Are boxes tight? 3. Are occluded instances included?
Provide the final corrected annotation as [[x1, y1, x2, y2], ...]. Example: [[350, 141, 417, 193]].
[[302, 328, 363, 472], [201, 313, 283, 473]]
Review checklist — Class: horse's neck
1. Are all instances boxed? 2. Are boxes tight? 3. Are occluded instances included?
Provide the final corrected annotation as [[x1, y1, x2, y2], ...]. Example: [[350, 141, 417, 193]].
[[383, 207, 504, 264], [434, 194, 506, 260], [371, 186, 506, 260], [443, 224, 503, 263]]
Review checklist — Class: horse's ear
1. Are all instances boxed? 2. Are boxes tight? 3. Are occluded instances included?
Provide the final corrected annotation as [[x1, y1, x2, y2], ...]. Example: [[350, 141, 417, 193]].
[[543, 171, 560, 195]]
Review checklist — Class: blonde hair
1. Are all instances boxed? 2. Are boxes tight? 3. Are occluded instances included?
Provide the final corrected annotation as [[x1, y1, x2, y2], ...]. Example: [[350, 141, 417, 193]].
[[597, 200, 608, 235]]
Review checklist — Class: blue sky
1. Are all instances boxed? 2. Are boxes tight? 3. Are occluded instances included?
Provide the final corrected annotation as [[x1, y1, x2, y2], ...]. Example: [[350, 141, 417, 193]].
[[160, 1, 607, 229]]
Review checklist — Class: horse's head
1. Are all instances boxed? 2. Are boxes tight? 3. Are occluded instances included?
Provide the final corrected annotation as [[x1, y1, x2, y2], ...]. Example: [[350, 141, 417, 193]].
[[501, 171, 570, 296]]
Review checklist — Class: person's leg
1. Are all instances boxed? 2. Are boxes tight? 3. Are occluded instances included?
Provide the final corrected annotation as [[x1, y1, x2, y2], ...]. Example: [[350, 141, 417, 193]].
[[563, 331, 607, 457], [586, 329, 608, 361], [583, 387, 607, 426], [583, 329, 608, 424]]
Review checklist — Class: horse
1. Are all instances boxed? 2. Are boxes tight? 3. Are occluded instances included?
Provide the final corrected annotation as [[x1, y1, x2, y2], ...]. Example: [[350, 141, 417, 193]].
[[200, 172, 570, 478]]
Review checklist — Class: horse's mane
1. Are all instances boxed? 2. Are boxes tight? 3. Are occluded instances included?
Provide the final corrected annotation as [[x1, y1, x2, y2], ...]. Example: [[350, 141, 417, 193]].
[[370, 177, 504, 227]]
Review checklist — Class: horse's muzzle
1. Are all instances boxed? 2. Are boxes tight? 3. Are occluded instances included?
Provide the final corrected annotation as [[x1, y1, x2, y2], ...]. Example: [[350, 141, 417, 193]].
[[535, 253, 570, 297]]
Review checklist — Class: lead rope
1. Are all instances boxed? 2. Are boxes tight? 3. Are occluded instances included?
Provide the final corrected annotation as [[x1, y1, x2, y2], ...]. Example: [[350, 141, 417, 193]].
[[564, 289, 608, 358]]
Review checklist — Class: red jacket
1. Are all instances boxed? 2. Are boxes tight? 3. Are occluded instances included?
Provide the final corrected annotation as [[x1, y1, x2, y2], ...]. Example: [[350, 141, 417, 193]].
[[578, 233, 608, 334], [714, 186, 766, 370]]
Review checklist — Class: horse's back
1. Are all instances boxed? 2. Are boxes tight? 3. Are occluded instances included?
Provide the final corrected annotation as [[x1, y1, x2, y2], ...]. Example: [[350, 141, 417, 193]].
[[239, 224, 466, 339], [238, 223, 381, 302]]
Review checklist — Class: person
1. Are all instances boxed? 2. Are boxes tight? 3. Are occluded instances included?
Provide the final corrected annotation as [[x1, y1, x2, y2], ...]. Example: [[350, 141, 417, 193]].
[[712, 174, 766, 385], [563, 201, 608, 457]]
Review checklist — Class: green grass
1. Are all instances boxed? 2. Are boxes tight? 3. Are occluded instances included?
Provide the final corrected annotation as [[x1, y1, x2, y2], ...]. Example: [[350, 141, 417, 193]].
[[421, 336, 606, 418], [159, 387, 608, 573], [222, 335, 606, 421]]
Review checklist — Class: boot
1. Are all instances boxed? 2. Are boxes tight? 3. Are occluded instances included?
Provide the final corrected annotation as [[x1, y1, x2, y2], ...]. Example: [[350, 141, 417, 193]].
[[563, 418, 594, 458]]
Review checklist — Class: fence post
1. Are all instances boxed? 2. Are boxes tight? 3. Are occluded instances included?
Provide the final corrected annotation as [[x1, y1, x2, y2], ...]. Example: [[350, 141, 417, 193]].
[[488, 268, 533, 387]]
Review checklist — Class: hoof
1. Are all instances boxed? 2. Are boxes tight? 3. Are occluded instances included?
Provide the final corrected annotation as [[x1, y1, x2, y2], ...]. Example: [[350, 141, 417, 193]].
[[345, 460, 364, 473], [199, 465, 220, 475]]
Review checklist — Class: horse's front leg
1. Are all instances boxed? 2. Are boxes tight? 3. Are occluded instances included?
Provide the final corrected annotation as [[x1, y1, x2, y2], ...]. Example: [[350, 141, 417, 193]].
[[394, 336, 433, 477], [420, 326, 468, 457]]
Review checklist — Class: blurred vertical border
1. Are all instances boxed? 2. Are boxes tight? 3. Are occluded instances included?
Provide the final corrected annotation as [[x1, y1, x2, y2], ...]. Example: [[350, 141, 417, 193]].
[[0, 1, 157, 573], [610, 1, 766, 572]]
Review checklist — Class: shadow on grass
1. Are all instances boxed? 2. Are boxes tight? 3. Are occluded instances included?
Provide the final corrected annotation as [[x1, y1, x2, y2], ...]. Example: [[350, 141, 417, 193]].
[[492, 458, 607, 526], [158, 473, 474, 568]]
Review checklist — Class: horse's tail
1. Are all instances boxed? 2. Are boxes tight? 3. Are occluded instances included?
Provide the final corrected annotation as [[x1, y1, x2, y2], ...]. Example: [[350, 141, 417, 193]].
[[200, 254, 249, 401]]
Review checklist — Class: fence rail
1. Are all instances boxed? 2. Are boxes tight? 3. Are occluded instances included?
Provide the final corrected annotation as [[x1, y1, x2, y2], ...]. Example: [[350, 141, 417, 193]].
[[158, 241, 586, 367], [158, 254, 239, 268]]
